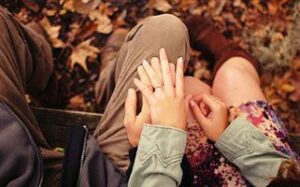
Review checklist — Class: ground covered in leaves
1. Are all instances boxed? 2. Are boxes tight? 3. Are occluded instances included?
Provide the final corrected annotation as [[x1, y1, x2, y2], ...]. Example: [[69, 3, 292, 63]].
[[1, 0, 300, 133]]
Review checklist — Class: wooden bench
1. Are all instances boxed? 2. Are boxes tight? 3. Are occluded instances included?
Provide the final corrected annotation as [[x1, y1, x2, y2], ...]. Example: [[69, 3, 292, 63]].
[[32, 107, 101, 148], [32, 107, 300, 155]]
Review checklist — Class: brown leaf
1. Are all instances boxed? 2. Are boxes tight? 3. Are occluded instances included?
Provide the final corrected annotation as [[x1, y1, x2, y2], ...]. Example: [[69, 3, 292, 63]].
[[178, 0, 198, 12], [268, 1, 278, 15], [280, 83, 295, 93], [287, 57, 300, 102], [99, 2, 118, 16], [271, 32, 284, 43], [69, 94, 85, 105], [148, 0, 172, 12], [289, 71, 300, 102], [68, 22, 98, 42], [62, 0, 74, 12], [74, 0, 101, 14], [39, 17, 65, 48], [263, 86, 276, 101], [68, 94, 86, 109], [114, 10, 127, 27], [44, 9, 58, 16], [70, 39, 100, 72], [89, 10, 113, 34], [252, 0, 266, 13], [62, 0, 101, 14]]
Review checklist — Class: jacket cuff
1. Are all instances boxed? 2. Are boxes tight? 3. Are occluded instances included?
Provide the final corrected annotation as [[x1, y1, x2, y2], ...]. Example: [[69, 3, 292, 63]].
[[138, 124, 187, 167], [215, 116, 290, 186], [215, 116, 257, 161]]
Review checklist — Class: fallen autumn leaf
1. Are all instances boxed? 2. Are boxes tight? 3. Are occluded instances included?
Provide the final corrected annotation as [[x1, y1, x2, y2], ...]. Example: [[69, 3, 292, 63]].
[[70, 38, 100, 72]]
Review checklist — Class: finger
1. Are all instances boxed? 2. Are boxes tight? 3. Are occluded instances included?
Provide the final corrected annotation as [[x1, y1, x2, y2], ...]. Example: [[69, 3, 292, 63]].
[[185, 94, 193, 116], [201, 94, 219, 111], [175, 57, 184, 97], [192, 94, 203, 102], [151, 57, 163, 83], [142, 60, 162, 88], [139, 95, 151, 124], [137, 65, 152, 90], [199, 101, 210, 117], [170, 63, 175, 86], [133, 78, 155, 103], [140, 95, 150, 113], [189, 100, 208, 126], [159, 48, 174, 91], [124, 88, 137, 127]]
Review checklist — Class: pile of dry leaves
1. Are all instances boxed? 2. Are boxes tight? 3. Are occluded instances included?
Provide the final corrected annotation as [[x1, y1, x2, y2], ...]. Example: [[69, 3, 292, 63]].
[[1, 0, 299, 133]]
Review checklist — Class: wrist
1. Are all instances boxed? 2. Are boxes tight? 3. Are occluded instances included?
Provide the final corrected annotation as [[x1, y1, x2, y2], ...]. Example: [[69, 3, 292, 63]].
[[212, 122, 228, 142], [152, 121, 186, 131]]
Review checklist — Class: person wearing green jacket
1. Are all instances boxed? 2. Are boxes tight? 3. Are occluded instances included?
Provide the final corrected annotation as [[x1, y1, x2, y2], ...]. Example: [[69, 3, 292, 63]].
[[125, 48, 299, 186]]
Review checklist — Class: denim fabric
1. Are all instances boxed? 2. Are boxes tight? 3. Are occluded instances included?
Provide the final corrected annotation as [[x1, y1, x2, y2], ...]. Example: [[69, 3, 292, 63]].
[[129, 125, 187, 187], [215, 116, 290, 187]]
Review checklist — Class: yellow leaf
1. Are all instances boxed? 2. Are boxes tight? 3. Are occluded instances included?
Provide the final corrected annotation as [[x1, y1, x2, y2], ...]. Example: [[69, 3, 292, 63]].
[[148, 0, 172, 12], [61, 0, 74, 12], [70, 39, 100, 72], [69, 94, 85, 106], [39, 17, 65, 48], [62, 0, 101, 14]]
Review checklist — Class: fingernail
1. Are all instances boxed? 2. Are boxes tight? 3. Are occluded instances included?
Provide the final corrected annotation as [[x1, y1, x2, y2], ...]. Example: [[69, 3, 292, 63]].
[[128, 88, 132, 94], [190, 100, 196, 106], [142, 59, 148, 65], [128, 88, 134, 93], [138, 65, 144, 70], [178, 57, 183, 62]]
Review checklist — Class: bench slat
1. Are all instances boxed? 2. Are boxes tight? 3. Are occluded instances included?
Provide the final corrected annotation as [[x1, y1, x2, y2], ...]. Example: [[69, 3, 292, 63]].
[[32, 107, 101, 148]]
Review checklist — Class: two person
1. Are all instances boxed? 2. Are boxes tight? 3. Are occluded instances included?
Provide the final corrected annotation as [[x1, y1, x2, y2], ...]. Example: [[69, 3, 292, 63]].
[[0, 4, 299, 186], [123, 15, 300, 186], [126, 48, 299, 186]]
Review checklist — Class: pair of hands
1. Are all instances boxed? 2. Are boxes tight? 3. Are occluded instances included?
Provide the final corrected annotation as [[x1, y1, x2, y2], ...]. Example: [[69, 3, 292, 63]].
[[124, 48, 228, 146], [124, 48, 186, 146]]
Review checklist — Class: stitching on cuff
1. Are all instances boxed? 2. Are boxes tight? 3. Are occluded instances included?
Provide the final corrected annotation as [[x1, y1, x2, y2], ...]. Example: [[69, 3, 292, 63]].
[[138, 144, 183, 168], [228, 131, 266, 161]]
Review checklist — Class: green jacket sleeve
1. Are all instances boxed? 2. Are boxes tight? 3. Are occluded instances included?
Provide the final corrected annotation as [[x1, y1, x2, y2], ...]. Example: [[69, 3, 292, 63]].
[[215, 116, 291, 187], [128, 124, 187, 187]]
